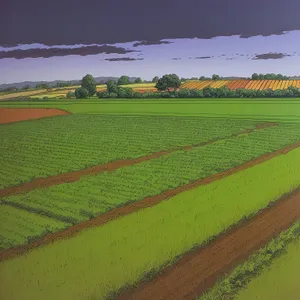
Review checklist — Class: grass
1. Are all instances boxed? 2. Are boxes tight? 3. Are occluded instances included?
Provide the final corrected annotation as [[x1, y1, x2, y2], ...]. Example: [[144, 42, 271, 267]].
[[200, 222, 300, 300], [0, 147, 299, 300], [0, 205, 70, 250], [2, 122, 300, 228], [0, 116, 262, 188], [1, 99, 300, 122], [236, 234, 300, 300]]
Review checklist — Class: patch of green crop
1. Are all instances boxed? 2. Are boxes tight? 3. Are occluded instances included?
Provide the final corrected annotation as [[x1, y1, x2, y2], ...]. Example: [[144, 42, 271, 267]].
[[0, 205, 70, 250], [0, 148, 299, 300], [0, 115, 258, 188]]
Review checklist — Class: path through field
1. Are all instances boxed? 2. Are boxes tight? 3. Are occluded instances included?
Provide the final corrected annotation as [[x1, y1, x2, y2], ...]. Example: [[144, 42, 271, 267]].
[[0, 141, 298, 262], [0, 108, 70, 124], [0, 122, 277, 197], [117, 188, 300, 300]]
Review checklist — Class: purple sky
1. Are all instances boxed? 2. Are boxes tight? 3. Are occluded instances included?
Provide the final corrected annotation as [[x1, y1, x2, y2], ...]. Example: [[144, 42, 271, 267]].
[[1, 0, 300, 84]]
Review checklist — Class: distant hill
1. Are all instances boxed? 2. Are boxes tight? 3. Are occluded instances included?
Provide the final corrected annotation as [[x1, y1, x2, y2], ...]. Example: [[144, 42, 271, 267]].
[[0, 77, 139, 89]]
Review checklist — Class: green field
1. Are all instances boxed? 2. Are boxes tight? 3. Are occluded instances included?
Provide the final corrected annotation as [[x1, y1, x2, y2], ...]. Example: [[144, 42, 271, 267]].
[[1, 99, 300, 122], [236, 236, 300, 300], [1, 99, 300, 299], [0, 116, 263, 188], [0, 147, 299, 300], [1, 121, 299, 246]]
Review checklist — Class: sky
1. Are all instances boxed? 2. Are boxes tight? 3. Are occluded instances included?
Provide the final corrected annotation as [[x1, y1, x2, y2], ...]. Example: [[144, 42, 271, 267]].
[[1, 0, 300, 84]]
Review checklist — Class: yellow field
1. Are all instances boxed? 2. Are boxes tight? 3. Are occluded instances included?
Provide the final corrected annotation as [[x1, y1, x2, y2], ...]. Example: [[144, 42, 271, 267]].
[[0, 89, 48, 101], [181, 80, 300, 91]]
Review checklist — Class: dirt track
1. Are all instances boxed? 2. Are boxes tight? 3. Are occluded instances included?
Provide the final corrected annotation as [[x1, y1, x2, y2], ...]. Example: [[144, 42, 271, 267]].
[[0, 141, 298, 262], [0, 122, 277, 198], [0, 108, 70, 124], [117, 188, 300, 300]]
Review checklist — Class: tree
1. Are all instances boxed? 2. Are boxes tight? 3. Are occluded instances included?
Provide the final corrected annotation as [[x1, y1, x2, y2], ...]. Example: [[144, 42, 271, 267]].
[[75, 87, 89, 99], [117, 87, 134, 98], [152, 76, 159, 83], [106, 80, 119, 94], [251, 73, 259, 80], [212, 74, 221, 80], [117, 75, 130, 85], [155, 74, 181, 92], [81, 74, 96, 97], [134, 77, 143, 84]]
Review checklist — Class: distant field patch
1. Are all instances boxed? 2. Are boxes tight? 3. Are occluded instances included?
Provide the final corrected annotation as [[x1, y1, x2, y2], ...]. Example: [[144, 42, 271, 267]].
[[0, 89, 47, 100]]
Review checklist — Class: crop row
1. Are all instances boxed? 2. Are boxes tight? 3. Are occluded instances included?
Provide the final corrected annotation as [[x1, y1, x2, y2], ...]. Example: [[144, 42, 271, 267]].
[[3, 123, 300, 236], [1, 147, 299, 300], [0, 115, 259, 188]]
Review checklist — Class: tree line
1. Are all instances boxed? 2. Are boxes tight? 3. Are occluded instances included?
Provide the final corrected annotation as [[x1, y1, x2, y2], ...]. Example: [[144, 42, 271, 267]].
[[72, 73, 300, 99]]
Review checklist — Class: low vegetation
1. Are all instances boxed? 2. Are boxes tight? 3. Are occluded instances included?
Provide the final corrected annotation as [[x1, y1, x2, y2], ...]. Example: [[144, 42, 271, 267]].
[[201, 222, 300, 299]]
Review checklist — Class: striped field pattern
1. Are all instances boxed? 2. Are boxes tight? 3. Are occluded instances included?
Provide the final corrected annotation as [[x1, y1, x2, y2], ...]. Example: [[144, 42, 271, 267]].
[[181, 80, 300, 91]]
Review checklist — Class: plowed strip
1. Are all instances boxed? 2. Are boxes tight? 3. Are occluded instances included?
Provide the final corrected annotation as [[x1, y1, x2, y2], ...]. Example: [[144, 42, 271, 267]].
[[0, 108, 70, 124], [117, 188, 300, 300], [0, 123, 277, 198], [0, 140, 298, 262]]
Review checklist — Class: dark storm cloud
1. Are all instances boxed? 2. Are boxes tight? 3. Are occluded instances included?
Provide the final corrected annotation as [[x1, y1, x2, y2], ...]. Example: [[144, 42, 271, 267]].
[[240, 31, 287, 39], [0, 45, 136, 59], [133, 40, 172, 47], [195, 56, 211, 59], [105, 57, 143, 62], [253, 53, 291, 60], [1, 0, 299, 47]]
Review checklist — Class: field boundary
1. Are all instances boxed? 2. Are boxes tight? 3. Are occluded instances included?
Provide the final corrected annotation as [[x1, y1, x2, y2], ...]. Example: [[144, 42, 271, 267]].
[[0, 122, 277, 197], [116, 188, 300, 300], [0, 140, 298, 262]]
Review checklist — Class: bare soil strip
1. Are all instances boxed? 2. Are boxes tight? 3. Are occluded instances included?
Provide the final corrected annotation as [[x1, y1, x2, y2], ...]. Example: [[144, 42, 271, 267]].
[[0, 141, 298, 262], [0, 108, 70, 124], [0, 122, 277, 198], [117, 188, 300, 300]]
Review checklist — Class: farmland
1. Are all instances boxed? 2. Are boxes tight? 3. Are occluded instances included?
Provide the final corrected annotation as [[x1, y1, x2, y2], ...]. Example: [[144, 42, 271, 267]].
[[0, 115, 267, 188], [1, 122, 299, 225], [0, 147, 299, 300], [0, 98, 300, 300]]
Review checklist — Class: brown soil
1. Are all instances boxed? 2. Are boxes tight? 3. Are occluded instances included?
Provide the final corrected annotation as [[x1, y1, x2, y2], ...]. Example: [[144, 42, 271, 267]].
[[0, 141, 298, 262], [0, 108, 70, 124], [0, 123, 277, 198], [117, 188, 300, 300]]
